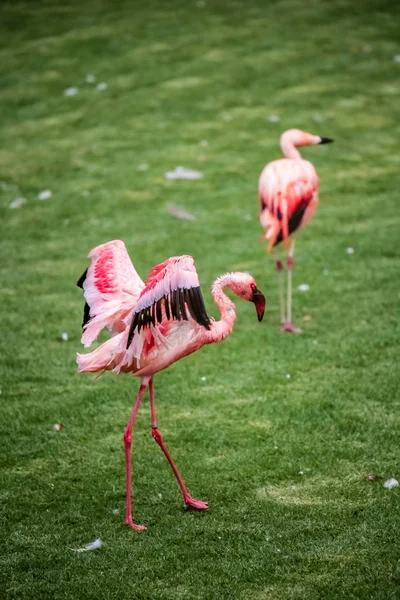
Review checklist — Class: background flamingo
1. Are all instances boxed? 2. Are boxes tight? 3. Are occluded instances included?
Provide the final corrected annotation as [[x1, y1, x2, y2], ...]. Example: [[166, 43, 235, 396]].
[[76, 240, 266, 531], [258, 129, 333, 332]]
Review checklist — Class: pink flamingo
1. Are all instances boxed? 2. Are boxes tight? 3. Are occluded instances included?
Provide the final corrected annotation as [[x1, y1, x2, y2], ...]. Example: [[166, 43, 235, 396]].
[[76, 240, 266, 531], [259, 129, 333, 333]]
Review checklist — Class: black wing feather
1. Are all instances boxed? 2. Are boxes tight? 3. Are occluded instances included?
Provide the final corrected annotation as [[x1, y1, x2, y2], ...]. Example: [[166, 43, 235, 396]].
[[164, 295, 171, 320], [274, 204, 307, 247], [170, 290, 178, 320], [77, 268, 88, 289], [82, 302, 91, 329], [126, 285, 211, 349], [187, 287, 211, 329], [173, 289, 182, 320], [76, 268, 91, 329], [156, 299, 163, 323], [179, 288, 188, 320]]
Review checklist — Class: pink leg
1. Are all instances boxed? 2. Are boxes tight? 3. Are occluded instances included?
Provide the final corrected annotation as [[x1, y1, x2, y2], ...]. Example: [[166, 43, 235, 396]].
[[149, 378, 208, 510], [282, 241, 302, 334], [124, 381, 148, 531], [276, 259, 285, 325]]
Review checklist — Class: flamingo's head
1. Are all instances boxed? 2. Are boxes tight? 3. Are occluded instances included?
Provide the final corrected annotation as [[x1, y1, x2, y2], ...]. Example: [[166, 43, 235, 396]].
[[280, 129, 334, 148], [228, 273, 266, 322]]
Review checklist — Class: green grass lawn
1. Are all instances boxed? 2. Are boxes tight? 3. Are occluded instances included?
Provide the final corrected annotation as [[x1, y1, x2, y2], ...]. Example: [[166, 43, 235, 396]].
[[1, 0, 400, 598]]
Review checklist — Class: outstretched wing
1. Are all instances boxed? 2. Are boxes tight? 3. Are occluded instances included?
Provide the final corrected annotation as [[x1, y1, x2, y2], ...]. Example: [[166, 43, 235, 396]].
[[77, 240, 145, 347], [126, 255, 210, 349]]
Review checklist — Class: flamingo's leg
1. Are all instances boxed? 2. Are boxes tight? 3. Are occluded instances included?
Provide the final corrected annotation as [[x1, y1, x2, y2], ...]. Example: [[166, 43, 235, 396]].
[[149, 378, 208, 510], [276, 258, 285, 325], [124, 381, 148, 531], [283, 240, 302, 334]]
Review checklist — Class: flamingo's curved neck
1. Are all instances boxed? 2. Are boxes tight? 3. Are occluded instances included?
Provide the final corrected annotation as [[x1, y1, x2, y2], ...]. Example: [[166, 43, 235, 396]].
[[208, 274, 237, 343], [280, 134, 302, 160]]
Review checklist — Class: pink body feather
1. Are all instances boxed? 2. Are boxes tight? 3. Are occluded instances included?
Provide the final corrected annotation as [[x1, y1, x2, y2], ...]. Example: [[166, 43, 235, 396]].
[[259, 129, 324, 252]]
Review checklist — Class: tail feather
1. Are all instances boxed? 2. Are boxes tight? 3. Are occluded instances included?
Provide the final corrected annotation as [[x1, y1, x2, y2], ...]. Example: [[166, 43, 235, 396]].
[[77, 334, 123, 373]]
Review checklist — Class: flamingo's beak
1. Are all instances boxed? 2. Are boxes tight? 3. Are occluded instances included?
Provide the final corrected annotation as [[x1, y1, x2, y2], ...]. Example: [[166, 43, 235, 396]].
[[252, 288, 266, 322], [319, 137, 334, 144]]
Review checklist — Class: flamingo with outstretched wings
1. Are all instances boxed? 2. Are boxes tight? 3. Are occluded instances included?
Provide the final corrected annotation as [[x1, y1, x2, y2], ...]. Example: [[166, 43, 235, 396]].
[[77, 240, 266, 531]]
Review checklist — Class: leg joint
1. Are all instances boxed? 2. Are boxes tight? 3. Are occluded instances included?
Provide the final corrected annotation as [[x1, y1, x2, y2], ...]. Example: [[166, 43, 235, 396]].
[[123, 429, 132, 447], [152, 427, 163, 444]]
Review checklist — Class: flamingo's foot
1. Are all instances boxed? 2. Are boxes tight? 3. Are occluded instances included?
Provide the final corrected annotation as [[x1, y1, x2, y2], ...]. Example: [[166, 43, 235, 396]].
[[184, 494, 209, 510], [125, 517, 147, 531], [282, 322, 302, 334]]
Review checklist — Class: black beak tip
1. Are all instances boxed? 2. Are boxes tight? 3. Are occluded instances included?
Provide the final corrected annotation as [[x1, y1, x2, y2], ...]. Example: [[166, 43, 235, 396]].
[[252, 288, 266, 323], [319, 137, 334, 144]]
